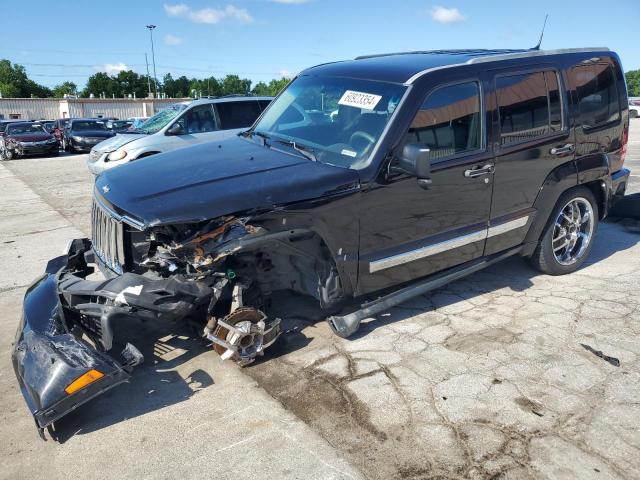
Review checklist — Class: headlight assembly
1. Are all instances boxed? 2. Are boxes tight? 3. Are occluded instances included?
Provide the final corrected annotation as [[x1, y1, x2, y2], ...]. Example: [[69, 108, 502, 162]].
[[107, 149, 127, 161]]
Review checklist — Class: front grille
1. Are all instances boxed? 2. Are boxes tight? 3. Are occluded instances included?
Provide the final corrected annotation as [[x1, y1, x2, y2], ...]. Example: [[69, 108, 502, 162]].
[[91, 199, 125, 274]]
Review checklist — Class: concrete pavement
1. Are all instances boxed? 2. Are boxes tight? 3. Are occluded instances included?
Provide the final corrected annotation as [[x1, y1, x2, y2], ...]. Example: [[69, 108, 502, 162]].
[[0, 162, 364, 480], [1, 120, 639, 479]]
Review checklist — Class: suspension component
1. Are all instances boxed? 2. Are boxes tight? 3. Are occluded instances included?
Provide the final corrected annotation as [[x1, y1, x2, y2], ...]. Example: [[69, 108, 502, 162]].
[[205, 307, 281, 366]]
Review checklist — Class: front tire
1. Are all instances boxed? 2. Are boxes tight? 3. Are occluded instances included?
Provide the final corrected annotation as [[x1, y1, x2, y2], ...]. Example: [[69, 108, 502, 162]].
[[4, 149, 14, 160], [530, 186, 598, 275]]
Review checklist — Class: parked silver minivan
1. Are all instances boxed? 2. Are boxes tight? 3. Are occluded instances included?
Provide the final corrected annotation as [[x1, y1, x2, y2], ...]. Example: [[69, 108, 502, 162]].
[[87, 96, 272, 174]]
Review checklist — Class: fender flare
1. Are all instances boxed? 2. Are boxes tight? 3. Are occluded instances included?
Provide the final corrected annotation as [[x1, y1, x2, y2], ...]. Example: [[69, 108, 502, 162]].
[[521, 153, 610, 257]]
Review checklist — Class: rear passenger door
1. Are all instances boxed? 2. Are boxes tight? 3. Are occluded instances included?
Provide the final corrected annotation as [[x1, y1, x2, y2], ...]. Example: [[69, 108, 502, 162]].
[[486, 67, 571, 255], [215, 101, 263, 138]]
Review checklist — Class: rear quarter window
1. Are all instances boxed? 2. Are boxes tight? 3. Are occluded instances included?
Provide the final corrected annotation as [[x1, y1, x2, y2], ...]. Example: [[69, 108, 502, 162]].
[[572, 63, 620, 128], [216, 101, 262, 130]]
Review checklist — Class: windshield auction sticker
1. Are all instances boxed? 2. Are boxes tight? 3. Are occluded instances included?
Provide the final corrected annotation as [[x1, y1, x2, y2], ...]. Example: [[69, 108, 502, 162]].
[[338, 90, 382, 110]]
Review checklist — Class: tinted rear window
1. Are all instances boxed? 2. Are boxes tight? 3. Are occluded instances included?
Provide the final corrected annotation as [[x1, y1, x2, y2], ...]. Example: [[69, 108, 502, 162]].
[[496, 70, 564, 146], [572, 63, 620, 128], [216, 101, 262, 130]]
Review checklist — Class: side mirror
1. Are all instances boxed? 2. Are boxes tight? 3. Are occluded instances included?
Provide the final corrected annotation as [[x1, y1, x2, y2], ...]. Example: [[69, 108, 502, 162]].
[[166, 122, 184, 136], [394, 143, 432, 188]]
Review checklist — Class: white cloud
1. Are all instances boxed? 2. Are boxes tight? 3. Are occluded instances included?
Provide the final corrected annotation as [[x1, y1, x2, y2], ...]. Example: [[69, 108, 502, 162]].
[[270, 0, 311, 4], [279, 69, 294, 78], [430, 6, 465, 24], [100, 63, 128, 75], [164, 34, 183, 45], [164, 3, 253, 24]]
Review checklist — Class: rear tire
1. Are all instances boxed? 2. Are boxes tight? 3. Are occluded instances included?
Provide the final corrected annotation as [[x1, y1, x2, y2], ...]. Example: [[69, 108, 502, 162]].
[[529, 186, 598, 275], [4, 149, 14, 160], [631, 110, 638, 119]]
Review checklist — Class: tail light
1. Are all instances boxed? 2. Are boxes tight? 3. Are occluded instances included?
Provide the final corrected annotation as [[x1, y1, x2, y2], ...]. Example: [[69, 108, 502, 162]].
[[620, 123, 628, 167]]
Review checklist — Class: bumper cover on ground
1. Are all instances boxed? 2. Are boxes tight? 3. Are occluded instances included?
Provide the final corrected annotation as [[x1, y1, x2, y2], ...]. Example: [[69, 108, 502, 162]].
[[12, 250, 130, 435]]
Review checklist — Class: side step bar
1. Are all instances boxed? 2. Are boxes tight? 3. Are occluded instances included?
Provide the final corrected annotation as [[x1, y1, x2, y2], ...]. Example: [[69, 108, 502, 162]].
[[327, 246, 523, 338]]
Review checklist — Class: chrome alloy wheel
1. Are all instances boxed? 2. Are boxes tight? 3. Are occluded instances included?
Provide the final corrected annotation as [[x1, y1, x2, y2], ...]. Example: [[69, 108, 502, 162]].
[[552, 197, 594, 265]]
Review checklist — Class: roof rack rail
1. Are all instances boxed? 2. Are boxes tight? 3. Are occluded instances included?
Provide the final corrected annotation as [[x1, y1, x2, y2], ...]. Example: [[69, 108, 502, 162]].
[[355, 49, 530, 60]]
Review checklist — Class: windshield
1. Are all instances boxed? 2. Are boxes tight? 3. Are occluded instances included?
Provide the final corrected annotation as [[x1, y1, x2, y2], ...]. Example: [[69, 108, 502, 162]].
[[72, 120, 106, 131], [252, 75, 406, 168], [7, 123, 46, 135], [137, 104, 187, 134]]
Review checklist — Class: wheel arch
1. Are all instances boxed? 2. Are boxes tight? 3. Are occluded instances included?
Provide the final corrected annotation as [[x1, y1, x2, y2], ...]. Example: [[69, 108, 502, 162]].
[[222, 226, 354, 311], [521, 154, 610, 257]]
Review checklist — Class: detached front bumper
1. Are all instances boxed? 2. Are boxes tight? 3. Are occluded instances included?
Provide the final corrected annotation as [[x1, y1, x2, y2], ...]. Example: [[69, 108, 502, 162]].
[[12, 241, 130, 437], [12, 239, 213, 438]]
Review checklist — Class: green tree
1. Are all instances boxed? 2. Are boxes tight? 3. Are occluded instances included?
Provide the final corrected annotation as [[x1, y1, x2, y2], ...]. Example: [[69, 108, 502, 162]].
[[0, 59, 51, 97], [83, 72, 117, 98], [252, 81, 270, 96], [626, 70, 640, 97], [221, 75, 251, 95], [252, 77, 290, 97], [0, 81, 20, 98], [52, 81, 77, 98]]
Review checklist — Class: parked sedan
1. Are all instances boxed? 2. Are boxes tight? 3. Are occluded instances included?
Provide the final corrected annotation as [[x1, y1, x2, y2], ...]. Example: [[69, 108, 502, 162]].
[[62, 119, 115, 152], [0, 122, 58, 160]]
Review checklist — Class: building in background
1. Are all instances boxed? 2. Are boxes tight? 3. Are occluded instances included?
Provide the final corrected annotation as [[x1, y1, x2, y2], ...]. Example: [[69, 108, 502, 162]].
[[0, 97, 187, 120]]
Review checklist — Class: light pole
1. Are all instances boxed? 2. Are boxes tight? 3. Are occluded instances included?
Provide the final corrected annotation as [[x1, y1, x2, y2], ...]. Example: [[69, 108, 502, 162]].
[[144, 53, 152, 98], [146, 25, 158, 98]]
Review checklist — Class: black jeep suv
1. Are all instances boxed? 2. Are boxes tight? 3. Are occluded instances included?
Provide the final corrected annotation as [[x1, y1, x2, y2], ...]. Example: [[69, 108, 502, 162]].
[[13, 47, 631, 437]]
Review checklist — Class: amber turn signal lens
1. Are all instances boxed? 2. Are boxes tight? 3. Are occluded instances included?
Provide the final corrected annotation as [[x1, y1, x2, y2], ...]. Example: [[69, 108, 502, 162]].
[[64, 369, 104, 395]]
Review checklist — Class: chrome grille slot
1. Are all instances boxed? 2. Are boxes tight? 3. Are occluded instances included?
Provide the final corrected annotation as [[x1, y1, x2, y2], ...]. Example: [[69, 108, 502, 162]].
[[91, 199, 125, 274]]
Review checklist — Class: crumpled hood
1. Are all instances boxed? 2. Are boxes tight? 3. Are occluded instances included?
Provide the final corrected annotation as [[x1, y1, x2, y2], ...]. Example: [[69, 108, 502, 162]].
[[8, 132, 54, 142], [95, 136, 360, 226], [92, 133, 143, 151]]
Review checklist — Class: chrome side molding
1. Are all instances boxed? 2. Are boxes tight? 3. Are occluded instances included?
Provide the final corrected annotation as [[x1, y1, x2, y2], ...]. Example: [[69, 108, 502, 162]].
[[369, 214, 530, 273]]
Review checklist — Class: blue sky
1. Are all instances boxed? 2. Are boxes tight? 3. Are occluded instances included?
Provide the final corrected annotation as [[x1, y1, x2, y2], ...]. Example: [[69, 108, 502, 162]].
[[2, 0, 638, 89]]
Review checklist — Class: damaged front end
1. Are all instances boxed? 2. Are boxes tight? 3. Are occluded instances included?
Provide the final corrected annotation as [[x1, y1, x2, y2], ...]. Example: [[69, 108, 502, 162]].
[[13, 216, 284, 437]]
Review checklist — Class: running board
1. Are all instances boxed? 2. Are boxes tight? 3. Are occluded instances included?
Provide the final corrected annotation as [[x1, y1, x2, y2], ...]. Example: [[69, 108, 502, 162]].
[[327, 246, 523, 338]]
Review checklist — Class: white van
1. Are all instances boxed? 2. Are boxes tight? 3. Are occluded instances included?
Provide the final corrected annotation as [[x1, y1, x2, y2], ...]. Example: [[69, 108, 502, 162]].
[[87, 96, 272, 174]]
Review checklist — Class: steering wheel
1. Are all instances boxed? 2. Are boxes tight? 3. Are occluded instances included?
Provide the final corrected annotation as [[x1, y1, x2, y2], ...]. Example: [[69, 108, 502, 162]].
[[349, 131, 376, 150]]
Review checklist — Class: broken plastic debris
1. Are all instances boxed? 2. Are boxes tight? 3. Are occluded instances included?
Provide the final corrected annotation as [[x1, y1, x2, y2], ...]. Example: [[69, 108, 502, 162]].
[[114, 285, 144, 305]]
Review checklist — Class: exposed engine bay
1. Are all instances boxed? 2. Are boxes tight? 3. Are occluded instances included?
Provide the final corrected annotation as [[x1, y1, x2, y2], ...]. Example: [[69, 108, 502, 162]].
[[12, 206, 346, 437], [78, 210, 344, 367]]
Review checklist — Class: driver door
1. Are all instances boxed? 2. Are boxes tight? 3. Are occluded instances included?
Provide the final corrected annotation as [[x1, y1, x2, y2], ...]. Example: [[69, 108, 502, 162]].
[[165, 104, 219, 151], [357, 77, 494, 294]]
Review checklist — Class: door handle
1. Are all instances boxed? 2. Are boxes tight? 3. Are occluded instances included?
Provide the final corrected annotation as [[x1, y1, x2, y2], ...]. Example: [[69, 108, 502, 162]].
[[550, 144, 575, 156], [464, 164, 494, 178]]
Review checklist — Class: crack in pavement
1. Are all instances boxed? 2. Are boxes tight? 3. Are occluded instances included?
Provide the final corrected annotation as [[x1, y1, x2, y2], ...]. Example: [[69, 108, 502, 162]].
[[247, 234, 640, 479]]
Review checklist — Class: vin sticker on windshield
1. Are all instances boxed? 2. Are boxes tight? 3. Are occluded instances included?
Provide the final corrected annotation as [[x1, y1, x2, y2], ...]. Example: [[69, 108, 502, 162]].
[[341, 149, 357, 158], [338, 90, 382, 110]]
